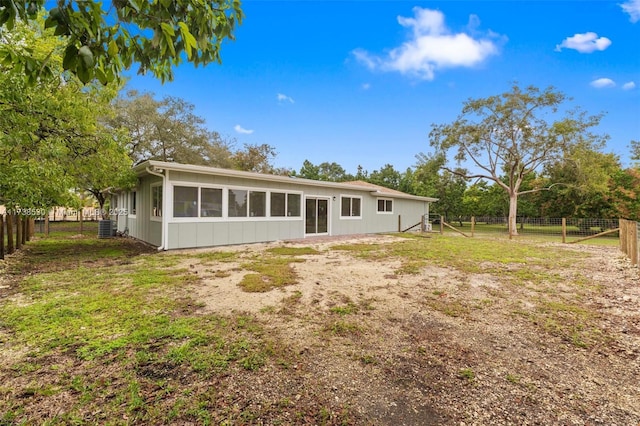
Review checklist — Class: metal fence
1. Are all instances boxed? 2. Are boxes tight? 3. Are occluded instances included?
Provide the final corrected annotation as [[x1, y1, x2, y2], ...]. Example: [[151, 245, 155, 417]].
[[428, 216, 621, 241]]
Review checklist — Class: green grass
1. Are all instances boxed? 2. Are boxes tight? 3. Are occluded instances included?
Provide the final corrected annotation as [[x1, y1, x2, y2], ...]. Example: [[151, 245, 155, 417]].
[[459, 368, 475, 382], [237, 247, 317, 292], [333, 233, 587, 276], [330, 303, 358, 316], [0, 224, 622, 423], [0, 229, 290, 424], [266, 246, 321, 256]]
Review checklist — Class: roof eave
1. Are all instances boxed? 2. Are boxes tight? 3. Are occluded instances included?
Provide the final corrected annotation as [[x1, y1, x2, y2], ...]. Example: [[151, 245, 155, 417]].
[[134, 160, 437, 202]]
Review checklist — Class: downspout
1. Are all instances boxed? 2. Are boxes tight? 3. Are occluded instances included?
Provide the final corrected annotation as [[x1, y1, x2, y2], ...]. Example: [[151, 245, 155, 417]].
[[146, 166, 167, 251]]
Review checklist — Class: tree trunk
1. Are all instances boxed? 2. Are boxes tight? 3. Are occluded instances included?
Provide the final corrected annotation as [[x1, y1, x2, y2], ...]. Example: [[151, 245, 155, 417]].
[[0, 214, 4, 260], [16, 215, 22, 250], [6, 214, 14, 254], [21, 217, 27, 245], [508, 192, 518, 238]]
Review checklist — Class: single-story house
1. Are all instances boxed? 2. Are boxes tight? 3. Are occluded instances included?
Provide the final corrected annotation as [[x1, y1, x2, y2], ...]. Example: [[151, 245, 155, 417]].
[[112, 160, 437, 250]]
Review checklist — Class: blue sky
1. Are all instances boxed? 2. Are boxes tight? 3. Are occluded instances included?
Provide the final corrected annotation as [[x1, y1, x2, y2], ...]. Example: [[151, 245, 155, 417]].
[[126, 0, 640, 174]]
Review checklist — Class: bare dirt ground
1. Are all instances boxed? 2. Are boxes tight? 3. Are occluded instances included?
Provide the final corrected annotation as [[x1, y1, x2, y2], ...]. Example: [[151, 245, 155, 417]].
[[177, 234, 640, 425]]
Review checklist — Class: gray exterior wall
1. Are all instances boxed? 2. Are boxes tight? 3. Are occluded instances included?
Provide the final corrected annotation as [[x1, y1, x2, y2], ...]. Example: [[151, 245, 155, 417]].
[[113, 176, 162, 246], [121, 167, 431, 250]]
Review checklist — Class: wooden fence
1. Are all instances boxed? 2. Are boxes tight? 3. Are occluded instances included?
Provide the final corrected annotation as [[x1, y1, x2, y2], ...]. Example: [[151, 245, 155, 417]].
[[619, 219, 639, 267]]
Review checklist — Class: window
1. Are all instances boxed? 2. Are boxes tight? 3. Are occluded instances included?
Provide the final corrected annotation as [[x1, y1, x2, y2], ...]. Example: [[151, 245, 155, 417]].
[[174, 186, 198, 217], [201, 188, 222, 217], [270, 192, 301, 217], [249, 191, 266, 217], [228, 189, 247, 217], [377, 198, 393, 213], [287, 193, 301, 217], [341, 196, 361, 217], [151, 185, 162, 218], [270, 192, 286, 216], [130, 191, 137, 215], [164, 185, 303, 220]]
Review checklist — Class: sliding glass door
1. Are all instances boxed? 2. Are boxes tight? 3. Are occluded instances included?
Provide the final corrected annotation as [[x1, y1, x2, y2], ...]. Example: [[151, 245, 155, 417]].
[[305, 197, 328, 235]]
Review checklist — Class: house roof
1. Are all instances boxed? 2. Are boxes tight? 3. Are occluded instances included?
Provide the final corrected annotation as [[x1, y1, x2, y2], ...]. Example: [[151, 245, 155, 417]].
[[342, 180, 410, 196], [134, 160, 438, 203]]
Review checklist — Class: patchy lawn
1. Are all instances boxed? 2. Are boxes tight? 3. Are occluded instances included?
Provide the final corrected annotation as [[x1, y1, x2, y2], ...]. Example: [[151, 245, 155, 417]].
[[0, 231, 638, 425]]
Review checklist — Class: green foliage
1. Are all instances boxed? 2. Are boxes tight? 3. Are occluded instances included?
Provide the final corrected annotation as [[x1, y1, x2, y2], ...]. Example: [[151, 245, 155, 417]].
[[459, 368, 475, 382], [606, 167, 640, 220], [0, 19, 131, 212], [0, 0, 243, 85], [630, 140, 640, 162], [108, 90, 234, 166], [231, 143, 281, 174], [293, 159, 353, 182], [429, 84, 607, 234], [538, 143, 622, 218], [368, 163, 402, 190]]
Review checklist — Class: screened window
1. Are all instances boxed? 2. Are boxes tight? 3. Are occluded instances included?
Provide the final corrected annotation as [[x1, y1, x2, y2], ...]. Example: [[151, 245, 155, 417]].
[[377, 198, 393, 213], [174, 186, 198, 217], [341, 196, 361, 217], [287, 193, 301, 217], [249, 191, 266, 217], [151, 185, 162, 218], [201, 188, 222, 217], [270, 192, 286, 216], [270, 192, 301, 217], [228, 189, 248, 217]]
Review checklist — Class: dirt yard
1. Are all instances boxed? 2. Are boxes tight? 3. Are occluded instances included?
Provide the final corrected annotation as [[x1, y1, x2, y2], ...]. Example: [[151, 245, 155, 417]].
[[173, 234, 640, 425], [1, 233, 639, 425]]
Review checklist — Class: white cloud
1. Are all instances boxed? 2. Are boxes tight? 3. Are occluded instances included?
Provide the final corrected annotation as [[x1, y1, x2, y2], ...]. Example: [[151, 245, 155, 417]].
[[590, 78, 616, 88], [352, 7, 501, 81], [621, 0, 640, 22], [623, 81, 636, 90], [276, 93, 295, 104], [555, 32, 611, 53], [234, 125, 254, 135], [362, 83, 371, 90]]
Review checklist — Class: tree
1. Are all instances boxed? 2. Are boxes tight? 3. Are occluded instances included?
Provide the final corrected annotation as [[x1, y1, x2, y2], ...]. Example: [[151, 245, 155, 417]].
[[607, 168, 640, 221], [368, 164, 402, 190], [462, 181, 507, 217], [295, 160, 320, 180], [429, 84, 607, 237], [231, 143, 279, 174], [355, 165, 368, 181], [294, 160, 352, 181], [538, 144, 621, 218], [75, 123, 136, 219], [631, 140, 640, 162], [0, 19, 133, 221], [108, 90, 234, 167], [0, 0, 243, 84], [317, 162, 351, 182], [414, 152, 467, 219]]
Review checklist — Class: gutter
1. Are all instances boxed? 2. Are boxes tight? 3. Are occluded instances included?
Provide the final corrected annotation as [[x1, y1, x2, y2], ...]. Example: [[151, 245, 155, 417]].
[[145, 166, 167, 251]]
